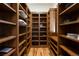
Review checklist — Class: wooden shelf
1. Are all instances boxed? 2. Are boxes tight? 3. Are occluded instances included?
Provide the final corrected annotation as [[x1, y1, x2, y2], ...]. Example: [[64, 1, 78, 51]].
[[50, 40, 57, 49], [19, 40, 26, 47], [32, 17, 39, 18], [49, 36, 58, 43], [27, 35, 31, 39], [40, 17, 47, 18], [59, 3, 79, 15], [59, 34, 79, 43], [19, 47, 26, 55], [19, 33, 26, 37], [0, 3, 16, 13], [0, 36, 16, 44], [60, 45, 77, 56], [32, 40, 39, 42], [40, 36, 47, 37], [3, 49, 16, 56], [50, 43, 57, 55], [40, 22, 46, 23], [60, 20, 79, 26], [0, 19, 16, 25], [19, 4, 26, 14], [32, 22, 39, 23], [50, 48, 55, 56]]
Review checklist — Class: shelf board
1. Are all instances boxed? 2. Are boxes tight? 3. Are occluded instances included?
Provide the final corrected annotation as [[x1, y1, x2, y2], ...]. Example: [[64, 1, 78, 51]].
[[60, 45, 77, 56], [50, 48, 55, 56], [27, 40, 31, 46], [19, 4, 27, 15], [40, 31, 46, 33], [3, 49, 16, 56], [50, 40, 57, 49], [40, 17, 47, 18], [0, 3, 16, 13], [0, 36, 16, 44], [19, 47, 26, 55], [32, 31, 39, 33], [19, 33, 26, 37], [32, 17, 39, 18], [60, 20, 79, 26], [32, 27, 38, 28], [32, 22, 39, 23], [49, 36, 58, 43], [40, 22, 46, 23], [59, 3, 79, 15], [27, 35, 31, 39], [40, 35, 47, 37], [50, 43, 57, 55], [40, 27, 47, 28], [40, 40, 47, 42], [19, 40, 26, 47], [32, 40, 39, 42], [0, 19, 16, 25], [32, 36, 39, 37], [59, 34, 79, 43]]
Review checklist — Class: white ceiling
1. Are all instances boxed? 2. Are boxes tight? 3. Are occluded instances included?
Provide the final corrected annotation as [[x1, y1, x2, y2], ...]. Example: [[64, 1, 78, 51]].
[[27, 3, 58, 13]]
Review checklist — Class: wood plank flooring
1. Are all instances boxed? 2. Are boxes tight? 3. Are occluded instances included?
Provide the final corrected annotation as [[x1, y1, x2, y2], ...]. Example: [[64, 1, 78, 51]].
[[27, 47, 50, 56]]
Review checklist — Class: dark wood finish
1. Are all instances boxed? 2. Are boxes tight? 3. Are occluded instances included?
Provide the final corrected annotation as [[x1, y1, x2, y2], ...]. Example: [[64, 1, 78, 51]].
[[58, 3, 79, 56], [32, 13, 48, 47]]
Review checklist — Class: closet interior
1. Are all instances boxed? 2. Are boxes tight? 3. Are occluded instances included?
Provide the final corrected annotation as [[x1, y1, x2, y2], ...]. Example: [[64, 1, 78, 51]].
[[0, 3, 79, 56]]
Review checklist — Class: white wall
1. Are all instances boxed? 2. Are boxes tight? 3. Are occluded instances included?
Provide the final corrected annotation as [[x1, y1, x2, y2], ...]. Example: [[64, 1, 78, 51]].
[[27, 3, 57, 12]]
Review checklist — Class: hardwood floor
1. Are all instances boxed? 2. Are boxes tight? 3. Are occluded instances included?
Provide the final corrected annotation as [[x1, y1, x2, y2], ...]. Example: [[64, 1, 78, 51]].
[[27, 47, 51, 56]]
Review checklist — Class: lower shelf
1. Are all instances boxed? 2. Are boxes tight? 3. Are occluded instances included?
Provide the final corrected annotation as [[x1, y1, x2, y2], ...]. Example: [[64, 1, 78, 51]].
[[59, 45, 77, 56], [3, 49, 16, 56], [19, 47, 26, 56]]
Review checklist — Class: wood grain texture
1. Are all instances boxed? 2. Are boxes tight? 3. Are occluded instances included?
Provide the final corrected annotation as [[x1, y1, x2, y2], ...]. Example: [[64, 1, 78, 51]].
[[27, 47, 50, 56]]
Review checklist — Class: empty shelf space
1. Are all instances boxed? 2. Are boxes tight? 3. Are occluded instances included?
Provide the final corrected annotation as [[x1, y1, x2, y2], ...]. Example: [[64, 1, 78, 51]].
[[19, 4, 26, 14], [19, 33, 26, 37], [0, 3, 16, 13], [19, 47, 26, 56], [0, 19, 16, 25], [50, 40, 57, 49], [49, 36, 58, 43], [59, 45, 77, 56], [0, 36, 16, 44], [59, 3, 79, 15], [50, 43, 57, 55], [32, 40, 39, 42], [3, 49, 16, 56], [19, 40, 26, 47], [32, 42, 39, 46]]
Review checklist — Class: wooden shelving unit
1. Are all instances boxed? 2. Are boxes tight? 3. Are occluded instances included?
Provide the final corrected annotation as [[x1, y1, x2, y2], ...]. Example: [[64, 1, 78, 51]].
[[0, 3, 31, 56], [49, 36, 58, 56], [32, 13, 48, 47], [58, 3, 79, 56], [0, 3, 17, 56]]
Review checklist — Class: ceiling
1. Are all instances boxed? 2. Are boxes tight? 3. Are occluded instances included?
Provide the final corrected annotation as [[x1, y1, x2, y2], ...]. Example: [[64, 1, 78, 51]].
[[27, 3, 58, 13]]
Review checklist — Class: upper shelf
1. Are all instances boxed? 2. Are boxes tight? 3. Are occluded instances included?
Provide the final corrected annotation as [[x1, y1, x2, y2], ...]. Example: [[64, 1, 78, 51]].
[[59, 3, 79, 15], [0, 3, 16, 13], [60, 20, 79, 26], [59, 34, 79, 43], [49, 36, 58, 43], [0, 19, 16, 26]]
